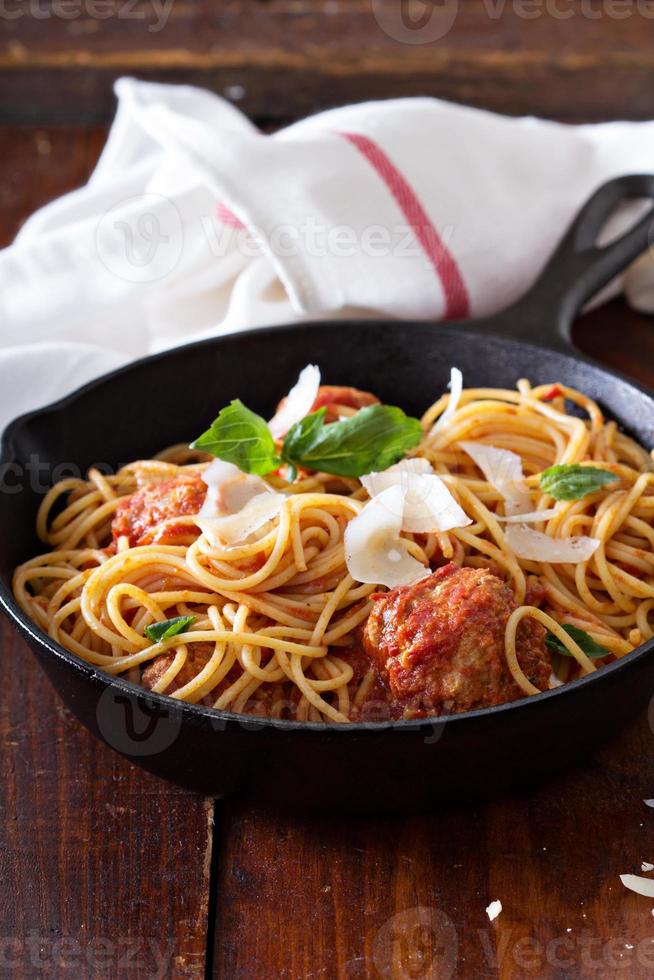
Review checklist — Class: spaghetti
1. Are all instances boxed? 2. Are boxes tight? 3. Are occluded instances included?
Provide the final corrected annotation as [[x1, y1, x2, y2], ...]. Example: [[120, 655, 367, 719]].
[[13, 377, 654, 723]]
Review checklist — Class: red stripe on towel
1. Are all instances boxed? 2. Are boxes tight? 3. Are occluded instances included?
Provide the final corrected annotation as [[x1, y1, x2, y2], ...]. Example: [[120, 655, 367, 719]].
[[339, 131, 470, 319], [216, 202, 246, 229]]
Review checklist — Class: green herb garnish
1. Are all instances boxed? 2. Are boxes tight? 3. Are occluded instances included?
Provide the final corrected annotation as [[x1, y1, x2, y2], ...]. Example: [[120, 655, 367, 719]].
[[191, 401, 423, 479], [539, 464, 618, 501], [190, 400, 281, 475], [283, 404, 423, 477], [544, 624, 610, 659], [144, 615, 196, 643]]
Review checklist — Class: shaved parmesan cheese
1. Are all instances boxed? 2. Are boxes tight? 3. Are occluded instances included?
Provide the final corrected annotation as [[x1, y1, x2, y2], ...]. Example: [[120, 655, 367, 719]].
[[199, 459, 272, 518], [642, 863, 654, 872], [645, 800, 654, 808], [548, 672, 564, 689], [486, 900, 502, 922], [196, 459, 285, 546], [430, 366, 463, 433], [497, 508, 560, 524], [460, 441, 532, 516], [505, 524, 600, 563], [620, 874, 654, 898], [364, 458, 434, 484], [344, 485, 430, 588], [461, 441, 523, 485], [359, 459, 431, 508], [399, 476, 472, 534], [360, 459, 471, 534], [268, 364, 320, 439], [197, 492, 285, 547]]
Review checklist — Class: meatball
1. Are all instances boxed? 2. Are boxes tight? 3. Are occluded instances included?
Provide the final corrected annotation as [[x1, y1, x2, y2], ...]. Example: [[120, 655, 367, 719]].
[[311, 385, 379, 420], [275, 384, 380, 426], [112, 473, 206, 547], [142, 643, 213, 696], [143, 645, 277, 713], [362, 565, 550, 718]]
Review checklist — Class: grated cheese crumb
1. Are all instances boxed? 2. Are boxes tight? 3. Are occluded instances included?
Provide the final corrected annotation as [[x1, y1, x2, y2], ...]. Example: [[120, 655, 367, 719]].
[[486, 900, 502, 922]]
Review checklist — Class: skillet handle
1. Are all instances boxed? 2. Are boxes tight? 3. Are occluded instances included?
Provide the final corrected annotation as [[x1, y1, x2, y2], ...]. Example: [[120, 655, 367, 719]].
[[488, 174, 654, 353]]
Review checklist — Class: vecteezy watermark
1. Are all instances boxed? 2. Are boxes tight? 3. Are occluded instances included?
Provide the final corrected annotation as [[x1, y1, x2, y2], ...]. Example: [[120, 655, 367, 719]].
[[371, 912, 654, 977], [0, 0, 175, 32], [96, 686, 184, 757], [95, 194, 184, 284], [93, 193, 458, 283], [371, 0, 459, 44], [0, 456, 119, 495], [481, 928, 654, 972], [371, 0, 654, 44], [202, 213, 455, 265], [373, 907, 458, 979], [96, 686, 446, 749], [0, 933, 174, 977]]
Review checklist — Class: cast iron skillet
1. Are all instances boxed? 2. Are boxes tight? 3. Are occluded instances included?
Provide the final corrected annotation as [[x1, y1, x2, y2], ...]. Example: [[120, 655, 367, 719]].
[[2, 175, 654, 811]]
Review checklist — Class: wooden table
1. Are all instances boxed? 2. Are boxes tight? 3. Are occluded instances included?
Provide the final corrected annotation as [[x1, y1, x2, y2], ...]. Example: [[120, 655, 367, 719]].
[[4, 6, 654, 978]]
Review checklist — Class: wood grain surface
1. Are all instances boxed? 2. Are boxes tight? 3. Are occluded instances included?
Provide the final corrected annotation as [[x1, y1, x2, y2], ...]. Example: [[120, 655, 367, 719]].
[[215, 717, 654, 979], [3, 1, 654, 124], [0, 617, 215, 979], [4, 15, 654, 973]]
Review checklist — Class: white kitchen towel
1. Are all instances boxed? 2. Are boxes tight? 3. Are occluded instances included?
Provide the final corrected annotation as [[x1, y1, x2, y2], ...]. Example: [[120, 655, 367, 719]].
[[2, 75, 654, 432]]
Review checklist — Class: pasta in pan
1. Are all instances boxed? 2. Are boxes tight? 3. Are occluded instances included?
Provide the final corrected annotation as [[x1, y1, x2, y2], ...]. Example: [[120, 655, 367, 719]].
[[13, 370, 654, 723]]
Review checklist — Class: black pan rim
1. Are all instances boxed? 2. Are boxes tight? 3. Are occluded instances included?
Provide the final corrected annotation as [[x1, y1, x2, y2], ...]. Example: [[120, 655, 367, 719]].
[[2, 317, 654, 735]]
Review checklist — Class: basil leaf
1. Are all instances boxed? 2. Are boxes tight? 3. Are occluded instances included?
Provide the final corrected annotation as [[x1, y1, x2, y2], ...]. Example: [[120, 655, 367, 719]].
[[281, 408, 327, 461], [190, 399, 281, 475], [544, 624, 610, 659], [144, 615, 196, 643], [282, 404, 423, 478], [191, 399, 423, 479], [540, 464, 618, 501]]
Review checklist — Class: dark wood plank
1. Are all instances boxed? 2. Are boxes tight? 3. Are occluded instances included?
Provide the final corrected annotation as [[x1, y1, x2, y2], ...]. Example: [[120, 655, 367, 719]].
[[213, 717, 654, 979], [0, 619, 214, 979], [574, 302, 654, 389], [3, 1, 654, 123], [0, 123, 108, 247], [0, 124, 213, 979]]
